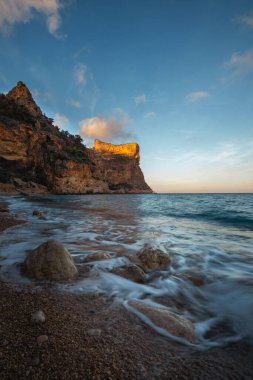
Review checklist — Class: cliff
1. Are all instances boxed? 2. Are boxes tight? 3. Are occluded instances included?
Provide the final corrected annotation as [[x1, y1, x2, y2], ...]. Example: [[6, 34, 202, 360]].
[[0, 82, 152, 194], [94, 139, 140, 160]]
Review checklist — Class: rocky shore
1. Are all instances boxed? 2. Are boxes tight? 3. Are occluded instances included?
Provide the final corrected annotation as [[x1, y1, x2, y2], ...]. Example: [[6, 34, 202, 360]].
[[1, 205, 253, 379]]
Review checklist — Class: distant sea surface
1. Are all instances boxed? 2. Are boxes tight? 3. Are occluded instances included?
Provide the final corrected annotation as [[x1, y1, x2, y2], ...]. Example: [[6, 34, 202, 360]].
[[1, 193, 253, 348]]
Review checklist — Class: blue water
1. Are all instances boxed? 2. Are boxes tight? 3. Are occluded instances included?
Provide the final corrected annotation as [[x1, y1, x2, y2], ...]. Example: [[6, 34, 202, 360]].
[[0, 193, 253, 347]]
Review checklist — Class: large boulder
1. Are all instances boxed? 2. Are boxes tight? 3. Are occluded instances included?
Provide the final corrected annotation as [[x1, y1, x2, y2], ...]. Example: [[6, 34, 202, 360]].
[[24, 240, 78, 281], [128, 300, 195, 343], [137, 245, 171, 270]]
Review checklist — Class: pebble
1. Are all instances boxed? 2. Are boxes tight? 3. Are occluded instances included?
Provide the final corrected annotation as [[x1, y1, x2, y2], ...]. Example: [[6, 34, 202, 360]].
[[87, 329, 102, 336], [31, 356, 40, 366], [37, 335, 49, 346], [31, 310, 46, 324]]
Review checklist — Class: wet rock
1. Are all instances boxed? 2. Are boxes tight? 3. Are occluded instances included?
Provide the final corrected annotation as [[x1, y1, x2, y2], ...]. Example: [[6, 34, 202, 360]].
[[128, 300, 195, 343], [137, 245, 171, 270], [24, 240, 78, 281], [31, 310, 46, 324], [87, 329, 101, 336], [82, 252, 111, 263], [37, 335, 48, 346], [185, 275, 205, 287], [0, 207, 9, 213], [110, 264, 146, 283], [32, 210, 46, 219], [175, 271, 205, 287]]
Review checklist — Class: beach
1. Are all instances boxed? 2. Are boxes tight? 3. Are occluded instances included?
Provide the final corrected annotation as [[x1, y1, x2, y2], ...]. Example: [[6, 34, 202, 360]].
[[1, 195, 253, 379]]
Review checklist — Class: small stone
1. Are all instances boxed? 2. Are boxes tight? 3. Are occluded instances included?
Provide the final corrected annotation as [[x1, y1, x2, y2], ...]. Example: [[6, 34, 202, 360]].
[[37, 335, 48, 346], [87, 329, 101, 336], [26, 368, 31, 377], [31, 310, 46, 324], [31, 356, 40, 366]]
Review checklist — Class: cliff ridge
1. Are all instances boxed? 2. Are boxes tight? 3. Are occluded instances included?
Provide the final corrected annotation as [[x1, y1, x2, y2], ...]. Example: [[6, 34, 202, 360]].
[[0, 82, 152, 194]]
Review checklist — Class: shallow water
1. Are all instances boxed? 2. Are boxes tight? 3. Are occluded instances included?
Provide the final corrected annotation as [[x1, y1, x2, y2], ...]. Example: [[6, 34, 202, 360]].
[[0, 193, 253, 348]]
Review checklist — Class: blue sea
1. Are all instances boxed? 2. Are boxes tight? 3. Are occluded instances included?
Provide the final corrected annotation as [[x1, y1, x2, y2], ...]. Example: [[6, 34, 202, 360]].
[[0, 193, 253, 348]]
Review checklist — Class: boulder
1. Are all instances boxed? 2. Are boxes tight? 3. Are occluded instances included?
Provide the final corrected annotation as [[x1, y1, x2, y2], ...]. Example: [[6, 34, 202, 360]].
[[137, 245, 171, 270], [24, 240, 78, 281], [128, 300, 195, 343], [110, 264, 146, 283]]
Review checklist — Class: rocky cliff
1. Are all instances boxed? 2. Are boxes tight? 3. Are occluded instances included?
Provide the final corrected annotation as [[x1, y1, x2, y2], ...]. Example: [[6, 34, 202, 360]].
[[0, 82, 152, 194]]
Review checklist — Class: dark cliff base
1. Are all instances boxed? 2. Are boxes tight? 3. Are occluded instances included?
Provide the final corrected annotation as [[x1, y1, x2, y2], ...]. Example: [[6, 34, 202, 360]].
[[1, 212, 253, 379]]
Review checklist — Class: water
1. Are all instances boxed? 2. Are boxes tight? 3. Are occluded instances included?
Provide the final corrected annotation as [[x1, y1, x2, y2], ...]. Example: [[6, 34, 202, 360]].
[[0, 193, 253, 348]]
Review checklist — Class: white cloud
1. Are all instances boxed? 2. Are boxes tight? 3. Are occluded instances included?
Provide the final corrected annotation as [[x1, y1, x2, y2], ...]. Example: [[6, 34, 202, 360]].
[[0, 0, 63, 37], [239, 16, 253, 29], [134, 94, 147, 106], [54, 113, 69, 129], [74, 64, 87, 85], [224, 48, 253, 76], [32, 89, 52, 103], [144, 111, 156, 118], [66, 99, 81, 108], [186, 91, 210, 103], [79, 115, 133, 142]]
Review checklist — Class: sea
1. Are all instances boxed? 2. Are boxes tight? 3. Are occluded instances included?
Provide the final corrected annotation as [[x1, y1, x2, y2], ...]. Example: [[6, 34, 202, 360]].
[[0, 193, 253, 348]]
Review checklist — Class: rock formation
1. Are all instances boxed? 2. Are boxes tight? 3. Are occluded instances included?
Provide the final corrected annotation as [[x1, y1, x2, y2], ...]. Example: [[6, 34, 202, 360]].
[[0, 82, 152, 194], [128, 300, 196, 343], [136, 245, 171, 270]]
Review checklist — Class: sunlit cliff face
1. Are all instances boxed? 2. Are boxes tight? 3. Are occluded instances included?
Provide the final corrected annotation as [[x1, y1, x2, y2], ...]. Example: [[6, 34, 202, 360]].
[[94, 139, 140, 160]]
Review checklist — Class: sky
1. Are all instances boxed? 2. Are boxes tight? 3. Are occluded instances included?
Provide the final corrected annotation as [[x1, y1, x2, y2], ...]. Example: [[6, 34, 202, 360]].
[[0, 0, 253, 193]]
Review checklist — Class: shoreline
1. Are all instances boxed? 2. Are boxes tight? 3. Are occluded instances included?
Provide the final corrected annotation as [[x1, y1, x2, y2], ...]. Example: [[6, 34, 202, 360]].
[[1, 202, 253, 379]]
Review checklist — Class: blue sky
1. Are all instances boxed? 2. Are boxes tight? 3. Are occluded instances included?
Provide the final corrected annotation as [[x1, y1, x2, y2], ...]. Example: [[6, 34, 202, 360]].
[[0, 0, 253, 192]]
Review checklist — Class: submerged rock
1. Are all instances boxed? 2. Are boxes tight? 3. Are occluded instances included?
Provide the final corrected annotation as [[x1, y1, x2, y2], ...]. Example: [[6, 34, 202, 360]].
[[137, 246, 171, 270], [24, 240, 78, 281], [128, 300, 195, 343], [32, 210, 46, 219], [82, 252, 111, 263], [110, 264, 146, 283]]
